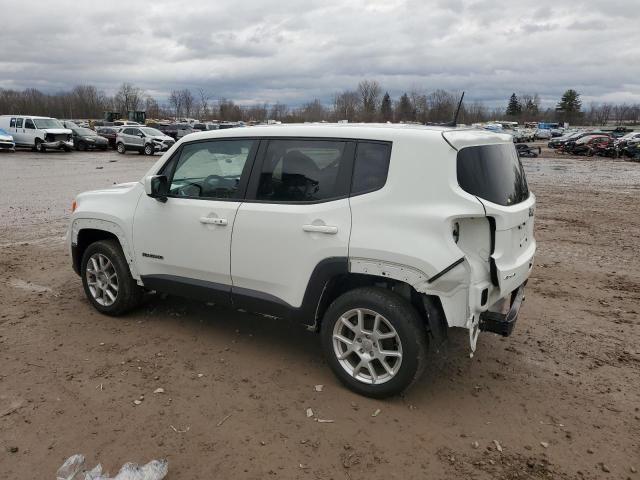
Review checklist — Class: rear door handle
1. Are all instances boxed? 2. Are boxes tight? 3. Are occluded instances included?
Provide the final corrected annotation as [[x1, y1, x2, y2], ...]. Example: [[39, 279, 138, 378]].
[[302, 224, 338, 234], [200, 217, 228, 226]]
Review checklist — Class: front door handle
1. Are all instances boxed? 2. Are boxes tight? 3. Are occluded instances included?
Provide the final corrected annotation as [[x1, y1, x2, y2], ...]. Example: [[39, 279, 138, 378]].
[[302, 224, 338, 234], [200, 217, 228, 226]]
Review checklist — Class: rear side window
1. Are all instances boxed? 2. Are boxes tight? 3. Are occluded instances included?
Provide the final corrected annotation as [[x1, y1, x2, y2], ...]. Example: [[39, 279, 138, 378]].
[[256, 139, 351, 202], [10, 118, 15, 128], [457, 144, 529, 206], [16, 118, 23, 128], [351, 142, 391, 195]]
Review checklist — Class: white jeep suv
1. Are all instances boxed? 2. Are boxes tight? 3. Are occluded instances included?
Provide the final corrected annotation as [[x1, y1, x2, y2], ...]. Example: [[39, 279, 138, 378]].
[[68, 124, 535, 398]]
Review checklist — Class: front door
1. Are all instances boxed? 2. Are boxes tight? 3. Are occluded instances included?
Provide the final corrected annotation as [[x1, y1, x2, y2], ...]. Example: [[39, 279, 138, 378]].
[[132, 138, 258, 304], [231, 138, 353, 314]]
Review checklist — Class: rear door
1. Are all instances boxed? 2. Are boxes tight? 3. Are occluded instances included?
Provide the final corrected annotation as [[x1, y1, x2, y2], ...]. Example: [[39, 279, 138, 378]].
[[231, 138, 354, 316], [13, 117, 25, 145]]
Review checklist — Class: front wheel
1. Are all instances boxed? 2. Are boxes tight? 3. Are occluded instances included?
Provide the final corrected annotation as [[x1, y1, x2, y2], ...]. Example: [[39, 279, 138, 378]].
[[116, 143, 126, 154], [35, 139, 46, 153], [321, 287, 428, 398], [144, 144, 154, 155], [81, 239, 143, 316]]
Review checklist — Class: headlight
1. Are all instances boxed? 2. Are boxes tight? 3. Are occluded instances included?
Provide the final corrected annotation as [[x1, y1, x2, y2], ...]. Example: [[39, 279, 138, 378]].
[[153, 138, 163, 143]]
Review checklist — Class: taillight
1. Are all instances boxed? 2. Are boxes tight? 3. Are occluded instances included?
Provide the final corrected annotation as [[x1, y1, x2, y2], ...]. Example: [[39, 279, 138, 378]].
[[71, 200, 77, 213]]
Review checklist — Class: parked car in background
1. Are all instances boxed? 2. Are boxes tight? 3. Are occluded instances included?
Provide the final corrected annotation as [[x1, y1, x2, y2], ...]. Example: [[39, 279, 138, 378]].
[[116, 126, 175, 155], [0, 128, 15, 151], [70, 126, 109, 151], [113, 120, 141, 127], [96, 127, 120, 149], [565, 135, 612, 155], [534, 129, 552, 140], [0, 115, 72, 152], [548, 131, 582, 148]]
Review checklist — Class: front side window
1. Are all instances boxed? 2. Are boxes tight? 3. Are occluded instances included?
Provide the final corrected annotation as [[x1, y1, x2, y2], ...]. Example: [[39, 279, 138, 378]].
[[25, 119, 35, 129], [168, 140, 255, 199], [256, 139, 349, 202], [351, 142, 391, 195]]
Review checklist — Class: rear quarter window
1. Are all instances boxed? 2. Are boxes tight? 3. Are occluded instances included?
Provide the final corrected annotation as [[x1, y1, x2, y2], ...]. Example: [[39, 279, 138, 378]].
[[457, 143, 529, 206], [351, 142, 391, 195]]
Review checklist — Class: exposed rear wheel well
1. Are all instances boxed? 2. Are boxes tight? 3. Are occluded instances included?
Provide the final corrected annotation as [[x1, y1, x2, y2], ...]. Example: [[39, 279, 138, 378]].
[[73, 229, 119, 274], [316, 273, 447, 341]]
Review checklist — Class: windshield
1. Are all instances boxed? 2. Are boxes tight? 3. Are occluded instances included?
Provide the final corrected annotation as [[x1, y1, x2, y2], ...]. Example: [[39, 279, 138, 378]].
[[33, 118, 63, 129], [141, 127, 163, 136], [457, 144, 529, 207]]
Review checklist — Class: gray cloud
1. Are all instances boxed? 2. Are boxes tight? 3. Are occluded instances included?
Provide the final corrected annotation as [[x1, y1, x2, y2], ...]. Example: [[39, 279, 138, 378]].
[[0, 0, 638, 107]]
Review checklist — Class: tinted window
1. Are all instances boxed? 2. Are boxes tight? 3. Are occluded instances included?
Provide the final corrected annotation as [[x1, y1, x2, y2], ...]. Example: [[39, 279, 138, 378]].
[[25, 119, 35, 129], [16, 118, 23, 128], [351, 142, 391, 195], [10, 118, 15, 128], [168, 140, 255, 199], [256, 139, 349, 202], [457, 144, 529, 206]]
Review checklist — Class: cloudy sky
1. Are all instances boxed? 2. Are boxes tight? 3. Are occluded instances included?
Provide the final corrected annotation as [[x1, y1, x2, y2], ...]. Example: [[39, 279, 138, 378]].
[[1, 0, 638, 107]]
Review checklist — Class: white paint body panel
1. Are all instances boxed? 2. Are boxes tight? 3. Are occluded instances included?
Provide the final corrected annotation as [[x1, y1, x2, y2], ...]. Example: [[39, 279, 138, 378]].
[[68, 123, 536, 353]]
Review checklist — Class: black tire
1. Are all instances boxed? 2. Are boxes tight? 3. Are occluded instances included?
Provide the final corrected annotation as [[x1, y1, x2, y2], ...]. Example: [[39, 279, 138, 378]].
[[321, 287, 428, 398], [116, 143, 126, 154], [35, 139, 45, 153], [80, 239, 143, 316], [144, 144, 154, 155]]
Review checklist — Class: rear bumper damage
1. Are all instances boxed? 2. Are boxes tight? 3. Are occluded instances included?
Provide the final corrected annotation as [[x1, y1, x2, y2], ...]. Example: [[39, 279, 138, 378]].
[[479, 282, 526, 337]]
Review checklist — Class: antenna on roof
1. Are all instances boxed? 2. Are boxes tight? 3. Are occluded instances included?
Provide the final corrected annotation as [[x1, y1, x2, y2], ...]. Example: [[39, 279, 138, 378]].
[[444, 91, 465, 127]]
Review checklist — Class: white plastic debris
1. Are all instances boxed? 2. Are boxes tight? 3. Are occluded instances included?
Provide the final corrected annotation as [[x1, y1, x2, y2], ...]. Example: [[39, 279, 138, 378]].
[[56, 454, 168, 480]]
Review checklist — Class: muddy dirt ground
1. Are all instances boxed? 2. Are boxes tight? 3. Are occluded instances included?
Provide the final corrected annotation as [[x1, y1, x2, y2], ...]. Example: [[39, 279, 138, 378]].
[[1, 147, 639, 479]]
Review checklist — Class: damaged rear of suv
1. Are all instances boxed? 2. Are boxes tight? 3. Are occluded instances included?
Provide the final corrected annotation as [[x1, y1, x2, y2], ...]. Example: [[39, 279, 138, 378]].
[[68, 124, 535, 398]]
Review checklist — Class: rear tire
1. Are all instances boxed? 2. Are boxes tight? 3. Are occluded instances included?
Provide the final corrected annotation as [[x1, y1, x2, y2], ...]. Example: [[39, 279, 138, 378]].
[[116, 143, 126, 154], [80, 239, 143, 316], [321, 287, 428, 398]]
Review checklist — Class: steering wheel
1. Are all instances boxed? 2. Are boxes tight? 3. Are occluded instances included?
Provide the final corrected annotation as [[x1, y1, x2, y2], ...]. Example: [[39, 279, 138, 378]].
[[204, 174, 225, 186]]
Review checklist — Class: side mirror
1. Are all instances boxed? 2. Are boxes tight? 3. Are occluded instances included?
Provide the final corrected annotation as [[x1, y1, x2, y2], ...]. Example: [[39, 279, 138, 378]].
[[144, 175, 169, 203], [138, 133, 145, 137]]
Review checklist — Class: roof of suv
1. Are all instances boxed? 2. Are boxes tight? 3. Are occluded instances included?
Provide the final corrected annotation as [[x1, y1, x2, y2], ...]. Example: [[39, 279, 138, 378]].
[[179, 123, 513, 150]]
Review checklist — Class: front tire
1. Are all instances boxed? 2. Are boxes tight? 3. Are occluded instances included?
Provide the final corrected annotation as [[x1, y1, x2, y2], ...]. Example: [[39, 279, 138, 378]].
[[81, 240, 143, 316], [35, 139, 45, 152], [321, 287, 428, 398], [116, 142, 126, 154], [144, 144, 154, 155]]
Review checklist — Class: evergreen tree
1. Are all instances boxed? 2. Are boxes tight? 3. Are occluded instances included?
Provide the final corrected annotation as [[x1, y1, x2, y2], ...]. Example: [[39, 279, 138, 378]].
[[380, 92, 393, 122], [555, 89, 582, 124], [397, 93, 414, 121], [506, 93, 521, 117]]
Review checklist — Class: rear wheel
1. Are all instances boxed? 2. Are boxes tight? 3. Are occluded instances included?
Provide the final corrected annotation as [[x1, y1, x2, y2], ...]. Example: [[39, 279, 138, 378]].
[[321, 287, 428, 398], [116, 142, 126, 154], [81, 240, 143, 316]]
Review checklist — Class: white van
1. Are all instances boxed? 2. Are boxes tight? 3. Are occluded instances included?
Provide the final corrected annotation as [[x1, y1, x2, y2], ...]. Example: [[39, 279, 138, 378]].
[[0, 115, 73, 152]]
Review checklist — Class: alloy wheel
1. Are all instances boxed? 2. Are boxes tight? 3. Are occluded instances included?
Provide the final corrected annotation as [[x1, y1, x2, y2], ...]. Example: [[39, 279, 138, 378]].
[[86, 253, 119, 307]]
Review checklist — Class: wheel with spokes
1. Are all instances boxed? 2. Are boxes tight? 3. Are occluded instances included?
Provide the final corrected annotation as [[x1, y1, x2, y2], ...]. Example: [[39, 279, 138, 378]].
[[321, 287, 428, 398], [81, 239, 143, 315]]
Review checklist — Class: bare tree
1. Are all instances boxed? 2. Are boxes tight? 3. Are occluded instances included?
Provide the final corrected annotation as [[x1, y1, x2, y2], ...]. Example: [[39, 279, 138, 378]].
[[168, 90, 182, 119], [197, 88, 211, 120], [180, 89, 195, 118], [114, 83, 144, 115], [357, 80, 382, 122], [333, 90, 360, 122], [269, 102, 288, 122]]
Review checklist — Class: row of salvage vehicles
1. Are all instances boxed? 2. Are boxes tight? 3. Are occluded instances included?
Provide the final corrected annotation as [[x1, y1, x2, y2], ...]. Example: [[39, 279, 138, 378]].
[[0, 115, 110, 152]]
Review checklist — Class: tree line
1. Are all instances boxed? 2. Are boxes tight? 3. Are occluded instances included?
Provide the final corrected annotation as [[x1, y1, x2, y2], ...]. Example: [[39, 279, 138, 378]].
[[0, 81, 638, 126]]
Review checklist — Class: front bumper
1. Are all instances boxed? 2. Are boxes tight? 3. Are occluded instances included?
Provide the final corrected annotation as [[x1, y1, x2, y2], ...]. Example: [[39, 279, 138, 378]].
[[479, 283, 526, 337], [44, 140, 73, 150], [153, 142, 175, 152], [0, 141, 15, 151]]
